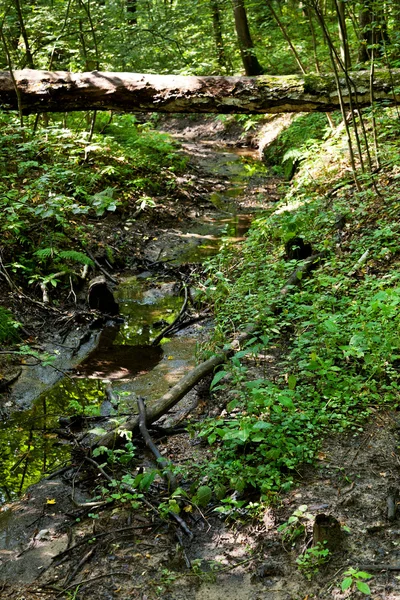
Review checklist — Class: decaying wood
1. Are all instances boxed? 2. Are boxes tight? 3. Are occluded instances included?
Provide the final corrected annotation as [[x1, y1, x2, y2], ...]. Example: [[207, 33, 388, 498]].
[[96, 252, 328, 449], [96, 349, 232, 448], [312, 513, 342, 551], [0, 69, 400, 115], [87, 275, 119, 315], [280, 252, 327, 295], [136, 396, 177, 492]]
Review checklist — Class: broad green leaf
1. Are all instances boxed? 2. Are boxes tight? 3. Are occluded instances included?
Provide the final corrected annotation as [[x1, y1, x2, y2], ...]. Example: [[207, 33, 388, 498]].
[[210, 370, 227, 390], [341, 577, 352, 591], [357, 571, 373, 580], [195, 485, 212, 507], [356, 581, 371, 595]]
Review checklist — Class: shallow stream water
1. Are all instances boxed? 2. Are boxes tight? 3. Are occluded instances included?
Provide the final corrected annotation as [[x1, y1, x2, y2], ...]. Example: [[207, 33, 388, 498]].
[[0, 144, 266, 503]]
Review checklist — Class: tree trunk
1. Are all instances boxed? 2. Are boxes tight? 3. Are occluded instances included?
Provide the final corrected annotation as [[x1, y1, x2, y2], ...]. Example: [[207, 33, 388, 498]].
[[337, 0, 351, 69], [231, 0, 264, 75], [12, 0, 35, 68], [358, 0, 389, 62], [210, 0, 227, 69], [0, 69, 400, 115], [127, 0, 137, 24]]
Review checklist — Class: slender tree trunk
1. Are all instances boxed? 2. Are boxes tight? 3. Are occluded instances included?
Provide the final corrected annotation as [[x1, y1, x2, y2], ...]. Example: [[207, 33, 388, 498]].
[[359, 1, 373, 62], [265, 0, 306, 73], [337, 0, 351, 69], [210, 0, 227, 69], [358, 0, 389, 63], [231, 0, 264, 75], [304, 4, 321, 73], [12, 0, 34, 68]]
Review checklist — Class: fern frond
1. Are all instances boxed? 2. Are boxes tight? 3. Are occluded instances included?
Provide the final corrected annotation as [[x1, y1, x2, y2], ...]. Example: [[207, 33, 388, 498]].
[[35, 247, 54, 260], [58, 250, 94, 266]]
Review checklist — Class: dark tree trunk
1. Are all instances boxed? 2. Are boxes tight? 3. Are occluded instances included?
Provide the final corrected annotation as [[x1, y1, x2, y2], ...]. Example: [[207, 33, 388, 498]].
[[0, 69, 400, 115], [12, 0, 34, 68], [127, 0, 137, 24], [210, 0, 227, 69], [231, 0, 264, 75]]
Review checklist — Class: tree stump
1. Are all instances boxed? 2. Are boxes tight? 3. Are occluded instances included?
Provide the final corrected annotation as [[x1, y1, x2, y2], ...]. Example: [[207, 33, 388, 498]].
[[88, 276, 119, 315], [313, 513, 342, 551]]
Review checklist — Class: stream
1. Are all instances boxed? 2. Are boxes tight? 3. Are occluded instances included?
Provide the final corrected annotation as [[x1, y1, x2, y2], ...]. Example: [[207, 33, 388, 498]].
[[0, 142, 268, 505]]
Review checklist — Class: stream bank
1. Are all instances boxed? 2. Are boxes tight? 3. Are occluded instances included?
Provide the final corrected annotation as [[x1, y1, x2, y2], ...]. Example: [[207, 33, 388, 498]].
[[0, 138, 272, 504], [2, 116, 400, 600], [0, 125, 286, 600]]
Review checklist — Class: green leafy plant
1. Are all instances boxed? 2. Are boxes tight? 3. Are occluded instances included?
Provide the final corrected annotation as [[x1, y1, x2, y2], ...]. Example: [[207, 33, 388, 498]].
[[277, 504, 313, 545], [340, 568, 373, 595], [65, 586, 80, 600], [296, 542, 331, 580], [0, 307, 20, 344]]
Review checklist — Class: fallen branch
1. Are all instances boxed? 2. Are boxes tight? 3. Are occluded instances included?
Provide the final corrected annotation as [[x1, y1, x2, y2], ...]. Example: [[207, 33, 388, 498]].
[[55, 571, 129, 596], [280, 252, 327, 295], [137, 396, 177, 492], [39, 271, 66, 304], [96, 253, 328, 449], [85, 248, 118, 284], [348, 249, 369, 276], [96, 348, 236, 448], [0, 253, 62, 312], [51, 523, 153, 563], [151, 286, 189, 346], [63, 547, 96, 587], [84, 456, 158, 515], [357, 564, 400, 572]]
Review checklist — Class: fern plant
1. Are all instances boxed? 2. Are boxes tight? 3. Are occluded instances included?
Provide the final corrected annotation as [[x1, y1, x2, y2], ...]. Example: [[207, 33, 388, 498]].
[[34, 247, 94, 266]]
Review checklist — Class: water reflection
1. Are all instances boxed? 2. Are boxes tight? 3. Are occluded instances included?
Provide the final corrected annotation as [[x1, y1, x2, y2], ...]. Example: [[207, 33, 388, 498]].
[[0, 378, 106, 503]]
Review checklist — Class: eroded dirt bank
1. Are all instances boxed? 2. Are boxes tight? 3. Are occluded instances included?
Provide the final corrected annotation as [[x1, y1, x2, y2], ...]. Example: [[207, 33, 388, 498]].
[[2, 117, 400, 600]]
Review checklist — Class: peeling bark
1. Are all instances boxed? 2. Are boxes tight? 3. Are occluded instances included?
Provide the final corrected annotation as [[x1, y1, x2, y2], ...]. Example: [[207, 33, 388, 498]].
[[0, 69, 399, 115]]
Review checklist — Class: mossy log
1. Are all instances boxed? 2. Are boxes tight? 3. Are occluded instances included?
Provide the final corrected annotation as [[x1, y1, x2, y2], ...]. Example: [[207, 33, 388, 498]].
[[0, 69, 398, 115]]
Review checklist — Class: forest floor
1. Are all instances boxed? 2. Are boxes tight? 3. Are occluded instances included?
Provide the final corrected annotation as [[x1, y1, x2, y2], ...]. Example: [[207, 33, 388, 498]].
[[1, 115, 400, 600]]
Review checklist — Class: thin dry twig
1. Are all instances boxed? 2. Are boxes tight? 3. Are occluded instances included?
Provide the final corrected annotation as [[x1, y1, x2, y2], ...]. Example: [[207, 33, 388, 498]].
[[151, 285, 189, 346]]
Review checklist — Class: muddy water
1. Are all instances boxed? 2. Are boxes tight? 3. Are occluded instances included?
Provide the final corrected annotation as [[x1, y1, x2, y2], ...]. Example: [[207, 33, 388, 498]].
[[0, 144, 264, 503]]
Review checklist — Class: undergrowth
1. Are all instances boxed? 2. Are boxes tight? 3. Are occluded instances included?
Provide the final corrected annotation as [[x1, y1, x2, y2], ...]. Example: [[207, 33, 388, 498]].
[[195, 106, 400, 503], [0, 113, 186, 290], [0, 307, 20, 344]]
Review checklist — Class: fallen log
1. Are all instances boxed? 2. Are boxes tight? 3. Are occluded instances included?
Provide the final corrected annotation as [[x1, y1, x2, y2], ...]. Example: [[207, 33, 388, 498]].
[[280, 252, 327, 295], [0, 69, 400, 115], [96, 252, 328, 448], [96, 347, 236, 448]]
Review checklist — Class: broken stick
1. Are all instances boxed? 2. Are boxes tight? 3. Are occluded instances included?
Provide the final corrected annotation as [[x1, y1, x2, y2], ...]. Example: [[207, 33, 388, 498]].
[[137, 396, 177, 492]]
